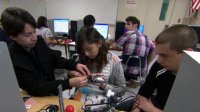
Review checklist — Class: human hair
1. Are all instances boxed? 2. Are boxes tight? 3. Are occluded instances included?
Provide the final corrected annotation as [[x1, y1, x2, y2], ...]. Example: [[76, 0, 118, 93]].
[[125, 16, 140, 28], [155, 24, 198, 53], [83, 15, 95, 27], [76, 27, 109, 72], [36, 16, 48, 28], [1, 7, 36, 37]]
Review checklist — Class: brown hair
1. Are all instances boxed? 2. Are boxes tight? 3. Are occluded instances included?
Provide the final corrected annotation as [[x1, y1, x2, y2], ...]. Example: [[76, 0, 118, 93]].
[[125, 16, 140, 28], [76, 27, 109, 72], [1, 7, 36, 37], [155, 24, 198, 53]]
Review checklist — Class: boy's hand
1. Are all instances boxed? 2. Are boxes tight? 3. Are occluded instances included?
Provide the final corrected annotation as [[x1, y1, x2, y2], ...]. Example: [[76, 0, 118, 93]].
[[69, 76, 88, 88], [76, 64, 90, 76]]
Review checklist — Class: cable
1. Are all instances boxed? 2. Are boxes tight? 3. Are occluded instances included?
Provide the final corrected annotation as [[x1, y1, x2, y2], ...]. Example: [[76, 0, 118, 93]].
[[82, 83, 139, 111], [37, 104, 59, 112], [126, 89, 138, 96], [84, 94, 94, 105]]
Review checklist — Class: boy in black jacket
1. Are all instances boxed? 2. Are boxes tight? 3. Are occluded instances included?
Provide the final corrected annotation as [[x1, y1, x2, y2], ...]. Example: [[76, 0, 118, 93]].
[[1, 7, 90, 96], [132, 24, 198, 112]]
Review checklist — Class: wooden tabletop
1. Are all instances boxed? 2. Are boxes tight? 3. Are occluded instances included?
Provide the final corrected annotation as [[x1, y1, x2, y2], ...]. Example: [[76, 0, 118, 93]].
[[21, 91, 84, 112]]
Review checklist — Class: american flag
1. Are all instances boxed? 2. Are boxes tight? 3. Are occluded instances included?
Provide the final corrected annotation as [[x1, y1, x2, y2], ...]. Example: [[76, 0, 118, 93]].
[[190, 0, 200, 15]]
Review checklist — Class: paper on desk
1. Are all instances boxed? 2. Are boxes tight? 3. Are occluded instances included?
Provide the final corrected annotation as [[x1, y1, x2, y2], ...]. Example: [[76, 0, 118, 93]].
[[63, 87, 76, 99], [24, 97, 36, 109]]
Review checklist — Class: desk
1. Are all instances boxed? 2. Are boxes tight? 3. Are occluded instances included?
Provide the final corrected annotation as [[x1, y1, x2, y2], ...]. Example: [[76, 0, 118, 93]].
[[50, 38, 73, 59], [67, 42, 77, 59], [73, 86, 109, 111], [21, 91, 84, 112], [68, 41, 76, 50]]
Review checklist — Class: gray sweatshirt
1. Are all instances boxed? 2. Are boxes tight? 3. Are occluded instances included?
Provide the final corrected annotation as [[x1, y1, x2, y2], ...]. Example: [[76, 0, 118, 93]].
[[102, 52, 126, 95]]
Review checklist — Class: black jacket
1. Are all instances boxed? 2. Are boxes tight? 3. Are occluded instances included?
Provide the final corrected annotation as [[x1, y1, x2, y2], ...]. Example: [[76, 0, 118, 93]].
[[9, 37, 77, 96], [138, 62, 176, 110]]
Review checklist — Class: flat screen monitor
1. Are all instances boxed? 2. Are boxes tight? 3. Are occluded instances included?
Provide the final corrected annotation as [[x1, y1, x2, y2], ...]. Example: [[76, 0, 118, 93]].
[[53, 19, 69, 35], [94, 23, 109, 39], [139, 25, 144, 34], [190, 25, 200, 44]]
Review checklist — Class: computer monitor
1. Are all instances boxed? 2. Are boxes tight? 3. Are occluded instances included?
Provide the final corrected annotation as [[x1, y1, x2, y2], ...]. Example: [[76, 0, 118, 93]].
[[190, 25, 200, 44], [164, 51, 200, 112], [139, 25, 144, 34], [53, 19, 69, 35], [94, 23, 109, 39]]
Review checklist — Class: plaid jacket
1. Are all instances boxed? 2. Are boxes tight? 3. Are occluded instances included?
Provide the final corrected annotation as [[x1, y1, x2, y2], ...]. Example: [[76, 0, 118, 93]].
[[116, 29, 155, 77]]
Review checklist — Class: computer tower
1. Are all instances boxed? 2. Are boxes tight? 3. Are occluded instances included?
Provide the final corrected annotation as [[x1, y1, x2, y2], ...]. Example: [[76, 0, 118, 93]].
[[115, 21, 125, 41], [77, 20, 84, 32], [47, 19, 54, 34], [70, 20, 77, 41]]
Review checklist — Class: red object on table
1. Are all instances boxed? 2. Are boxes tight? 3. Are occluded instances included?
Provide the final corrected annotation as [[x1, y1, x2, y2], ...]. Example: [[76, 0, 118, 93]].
[[64, 39, 72, 44], [65, 105, 75, 112]]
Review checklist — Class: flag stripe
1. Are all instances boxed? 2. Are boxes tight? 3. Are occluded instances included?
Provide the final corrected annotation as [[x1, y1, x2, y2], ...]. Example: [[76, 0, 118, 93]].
[[189, 0, 200, 15], [196, 1, 200, 9], [192, 0, 200, 10]]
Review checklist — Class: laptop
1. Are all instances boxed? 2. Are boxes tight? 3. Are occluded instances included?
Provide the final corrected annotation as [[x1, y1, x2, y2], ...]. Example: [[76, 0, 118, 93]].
[[0, 42, 26, 112]]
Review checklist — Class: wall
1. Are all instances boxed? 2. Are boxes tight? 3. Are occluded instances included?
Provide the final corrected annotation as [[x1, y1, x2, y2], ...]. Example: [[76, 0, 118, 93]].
[[117, 0, 147, 23], [0, 0, 46, 20], [44, 0, 118, 39], [0, 0, 192, 40], [0, 0, 118, 24], [45, 0, 118, 24], [117, 0, 190, 40], [0, 0, 118, 39]]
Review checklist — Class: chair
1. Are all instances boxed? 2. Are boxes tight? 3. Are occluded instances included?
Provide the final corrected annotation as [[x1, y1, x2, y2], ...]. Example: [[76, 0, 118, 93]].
[[0, 28, 11, 45], [71, 51, 79, 60], [124, 55, 144, 84]]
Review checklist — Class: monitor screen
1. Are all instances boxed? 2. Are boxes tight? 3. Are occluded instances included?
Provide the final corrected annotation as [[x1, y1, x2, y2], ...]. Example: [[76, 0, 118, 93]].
[[53, 19, 69, 34], [139, 25, 144, 33], [94, 24, 109, 39], [190, 25, 200, 44]]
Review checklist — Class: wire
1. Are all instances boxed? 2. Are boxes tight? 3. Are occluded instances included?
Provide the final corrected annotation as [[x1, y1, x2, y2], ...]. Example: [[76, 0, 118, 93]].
[[37, 104, 52, 112], [82, 83, 139, 111], [84, 94, 94, 105], [126, 89, 138, 96], [37, 104, 59, 112]]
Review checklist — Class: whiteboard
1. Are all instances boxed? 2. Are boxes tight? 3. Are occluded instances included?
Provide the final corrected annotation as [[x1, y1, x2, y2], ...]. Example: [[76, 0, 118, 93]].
[[45, 0, 118, 24]]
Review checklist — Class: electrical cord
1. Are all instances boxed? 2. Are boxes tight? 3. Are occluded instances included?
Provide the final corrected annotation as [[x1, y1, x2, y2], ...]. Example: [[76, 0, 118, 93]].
[[37, 104, 59, 112], [84, 94, 94, 105], [111, 85, 137, 103], [82, 84, 139, 112]]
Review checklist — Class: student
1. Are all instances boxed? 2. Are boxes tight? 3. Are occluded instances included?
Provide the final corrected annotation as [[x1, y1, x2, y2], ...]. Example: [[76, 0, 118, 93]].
[[36, 16, 53, 44], [110, 16, 155, 81], [69, 27, 126, 93], [132, 24, 198, 112], [1, 7, 90, 96], [83, 15, 95, 27]]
